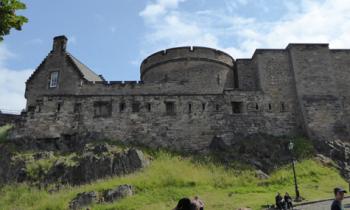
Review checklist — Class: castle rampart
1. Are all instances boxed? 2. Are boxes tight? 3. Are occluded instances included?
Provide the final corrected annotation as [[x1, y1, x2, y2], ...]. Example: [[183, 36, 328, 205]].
[[11, 36, 350, 152]]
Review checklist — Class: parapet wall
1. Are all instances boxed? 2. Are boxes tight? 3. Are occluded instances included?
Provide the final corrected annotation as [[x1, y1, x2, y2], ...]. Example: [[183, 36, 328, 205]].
[[140, 46, 234, 76]]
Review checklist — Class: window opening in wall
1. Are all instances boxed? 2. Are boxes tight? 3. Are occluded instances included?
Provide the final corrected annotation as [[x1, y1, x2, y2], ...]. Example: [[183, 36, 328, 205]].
[[281, 102, 286, 112], [119, 102, 126, 112], [268, 103, 272, 111], [216, 74, 221, 85], [146, 103, 151, 112], [57, 102, 62, 112], [165, 101, 175, 115], [188, 103, 192, 113], [215, 104, 220, 111], [74, 103, 82, 113], [231, 102, 243, 113], [49, 71, 59, 88], [94, 101, 112, 117], [202, 103, 206, 111], [132, 102, 140, 113], [36, 100, 43, 113], [255, 103, 259, 110]]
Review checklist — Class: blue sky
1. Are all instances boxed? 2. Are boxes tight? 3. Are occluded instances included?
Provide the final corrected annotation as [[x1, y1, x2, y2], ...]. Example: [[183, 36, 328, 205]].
[[1, 0, 350, 112]]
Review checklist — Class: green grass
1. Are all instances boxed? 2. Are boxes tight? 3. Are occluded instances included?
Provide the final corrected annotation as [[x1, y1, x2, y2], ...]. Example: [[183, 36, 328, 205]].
[[0, 151, 347, 210]]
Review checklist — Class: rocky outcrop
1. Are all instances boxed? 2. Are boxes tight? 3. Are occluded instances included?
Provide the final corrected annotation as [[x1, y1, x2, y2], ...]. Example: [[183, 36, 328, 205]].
[[0, 139, 149, 186], [103, 184, 133, 202], [69, 191, 97, 210], [69, 185, 134, 210]]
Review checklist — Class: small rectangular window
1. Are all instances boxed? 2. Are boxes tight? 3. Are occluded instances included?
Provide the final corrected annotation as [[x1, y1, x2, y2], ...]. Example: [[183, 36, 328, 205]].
[[49, 71, 59, 88], [94, 101, 112, 117], [132, 103, 140, 113], [57, 102, 62, 112], [231, 102, 243, 113], [188, 103, 192, 113], [215, 104, 220, 111], [281, 102, 286, 112], [165, 102, 175, 115], [202, 103, 206, 111], [119, 102, 126, 112], [74, 103, 82, 113], [146, 103, 151, 112]]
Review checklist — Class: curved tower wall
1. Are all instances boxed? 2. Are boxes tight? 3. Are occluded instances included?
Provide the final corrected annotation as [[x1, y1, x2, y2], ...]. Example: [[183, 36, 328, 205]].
[[140, 47, 235, 92]]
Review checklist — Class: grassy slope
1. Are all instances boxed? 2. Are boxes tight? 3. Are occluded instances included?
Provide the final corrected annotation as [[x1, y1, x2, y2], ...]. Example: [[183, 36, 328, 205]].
[[0, 125, 347, 210]]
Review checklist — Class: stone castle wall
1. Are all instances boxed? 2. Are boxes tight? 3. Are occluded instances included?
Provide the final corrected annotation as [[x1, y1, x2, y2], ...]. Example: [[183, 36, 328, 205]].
[[12, 36, 350, 152]]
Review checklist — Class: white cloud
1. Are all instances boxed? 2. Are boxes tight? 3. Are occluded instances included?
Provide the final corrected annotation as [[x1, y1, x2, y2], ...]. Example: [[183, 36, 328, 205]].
[[0, 44, 32, 113], [140, 0, 186, 21], [139, 0, 350, 59]]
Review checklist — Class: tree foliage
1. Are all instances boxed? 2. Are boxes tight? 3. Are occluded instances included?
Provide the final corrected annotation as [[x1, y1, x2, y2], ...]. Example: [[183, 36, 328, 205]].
[[0, 0, 28, 41]]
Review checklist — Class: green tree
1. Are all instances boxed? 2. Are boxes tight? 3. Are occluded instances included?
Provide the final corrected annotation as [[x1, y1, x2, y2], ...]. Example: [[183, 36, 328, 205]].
[[0, 0, 28, 41]]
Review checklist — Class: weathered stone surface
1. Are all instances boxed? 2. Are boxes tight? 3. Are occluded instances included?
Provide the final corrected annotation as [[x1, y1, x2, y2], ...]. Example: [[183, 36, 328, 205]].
[[103, 184, 133, 202], [0, 141, 149, 186], [69, 191, 97, 210]]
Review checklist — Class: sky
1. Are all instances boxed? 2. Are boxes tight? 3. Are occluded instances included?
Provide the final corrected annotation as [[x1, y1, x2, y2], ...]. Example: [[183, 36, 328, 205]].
[[1, 0, 350, 113]]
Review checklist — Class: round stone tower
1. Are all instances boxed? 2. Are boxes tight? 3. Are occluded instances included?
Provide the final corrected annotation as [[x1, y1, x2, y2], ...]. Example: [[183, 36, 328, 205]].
[[140, 47, 234, 92]]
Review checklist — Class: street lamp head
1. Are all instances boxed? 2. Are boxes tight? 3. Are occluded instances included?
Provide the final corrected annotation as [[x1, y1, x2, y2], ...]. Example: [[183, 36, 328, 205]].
[[288, 141, 294, 151]]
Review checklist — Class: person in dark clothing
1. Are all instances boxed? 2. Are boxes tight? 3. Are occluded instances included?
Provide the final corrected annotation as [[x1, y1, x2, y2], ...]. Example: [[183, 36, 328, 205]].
[[173, 198, 198, 210], [284, 192, 293, 209], [275, 192, 284, 210], [331, 187, 347, 210]]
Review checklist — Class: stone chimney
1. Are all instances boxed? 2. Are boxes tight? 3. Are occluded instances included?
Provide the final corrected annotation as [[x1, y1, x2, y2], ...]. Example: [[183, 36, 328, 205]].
[[52, 35, 68, 53]]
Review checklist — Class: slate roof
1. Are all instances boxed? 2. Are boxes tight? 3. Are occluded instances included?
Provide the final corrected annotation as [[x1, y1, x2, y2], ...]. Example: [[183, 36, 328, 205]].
[[67, 53, 104, 82]]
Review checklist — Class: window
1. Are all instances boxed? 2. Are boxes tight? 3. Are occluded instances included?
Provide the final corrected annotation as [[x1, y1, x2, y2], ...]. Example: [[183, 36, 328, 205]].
[[268, 103, 272, 111], [94, 101, 112, 117], [49, 71, 59, 88], [56, 102, 62, 112], [74, 103, 82, 113], [215, 104, 220, 111], [119, 102, 126, 112], [132, 103, 140, 113], [231, 102, 243, 113], [202, 103, 206, 111], [146, 103, 151, 112], [255, 103, 259, 110], [165, 102, 175, 115], [188, 103, 192, 113], [281, 102, 286, 112]]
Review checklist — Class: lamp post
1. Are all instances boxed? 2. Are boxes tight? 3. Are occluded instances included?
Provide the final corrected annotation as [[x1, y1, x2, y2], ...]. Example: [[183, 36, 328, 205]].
[[288, 141, 301, 202]]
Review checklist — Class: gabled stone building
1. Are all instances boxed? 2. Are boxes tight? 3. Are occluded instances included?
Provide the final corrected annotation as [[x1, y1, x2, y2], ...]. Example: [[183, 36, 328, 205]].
[[13, 35, 350, 151]]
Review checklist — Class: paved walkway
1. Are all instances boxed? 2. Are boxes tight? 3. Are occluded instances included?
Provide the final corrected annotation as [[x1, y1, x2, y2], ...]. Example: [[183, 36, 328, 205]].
[[296, 198, 350, 210]]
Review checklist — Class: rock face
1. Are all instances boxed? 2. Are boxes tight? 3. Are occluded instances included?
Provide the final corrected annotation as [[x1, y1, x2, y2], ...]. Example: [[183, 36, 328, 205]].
[[69, 191, 97, 210], [103, 184, 133, 202], [0, 138, 149, 186], [69, 185, 134, 210]]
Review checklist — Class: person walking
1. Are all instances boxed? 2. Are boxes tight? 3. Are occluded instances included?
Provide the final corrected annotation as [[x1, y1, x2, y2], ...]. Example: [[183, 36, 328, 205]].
[[284, 192, 293, 209], [275, 192, 284, 210], [331, 187, 347, 210]]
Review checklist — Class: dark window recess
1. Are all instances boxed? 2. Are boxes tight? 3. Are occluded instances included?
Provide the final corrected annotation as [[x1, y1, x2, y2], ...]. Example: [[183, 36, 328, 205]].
[[28, 106, 35, 113], [165, 102, 175, 115], [146, 103, 151, 112], [36, 100, 43, 113], [268, 103, 272, 111], [281, 102, 286, 112], [188, 103, 192, 113], [119, 103, 126, 112], [132, 103, 140, 113], [231, 102, 243, 113], [202, 103, 206, 111], [74, 103, 82, 113], [94, 101, 112, 117], [57, 103, 62, 112], [255, 103, 259, 110], [215, 104, 220, 111]]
